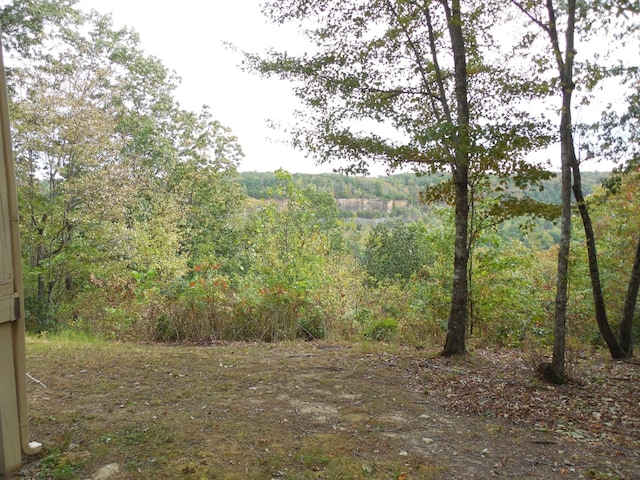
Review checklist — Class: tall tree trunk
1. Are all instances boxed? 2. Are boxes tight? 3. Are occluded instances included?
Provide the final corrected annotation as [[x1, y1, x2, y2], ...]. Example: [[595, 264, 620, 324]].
[[551, 113, 572, 381], [467, 245, 475, 337], [442, 0, 471, 356], [548, 0, 577, 382], [571, 159, 628, 358], [619, 235, 640, 356], [444, 167, 470, 355], [37, 274, 45, 305]]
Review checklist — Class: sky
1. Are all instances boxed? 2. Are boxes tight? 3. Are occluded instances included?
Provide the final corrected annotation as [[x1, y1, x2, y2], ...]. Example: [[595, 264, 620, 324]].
[[75, 0, 619, 175], [77, 0, 332, 174]]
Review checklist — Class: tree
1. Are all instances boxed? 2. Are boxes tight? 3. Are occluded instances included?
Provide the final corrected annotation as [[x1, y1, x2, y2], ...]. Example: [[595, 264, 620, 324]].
[[0, 0, 79, 59], [8, 8, 244, 329], [583, 84, 640, 356], [512, 0, 639, 367], [567, 4, 639, 360], [247, 0, 553, 355], [464, 175, 559, 336], [364, 222, 431, 285], [591, 167, 640, 355], [507, 0, 584, 381], [10, 29, 123, 328], [237, 170, 343, 341], [159, 106, 245, 269]]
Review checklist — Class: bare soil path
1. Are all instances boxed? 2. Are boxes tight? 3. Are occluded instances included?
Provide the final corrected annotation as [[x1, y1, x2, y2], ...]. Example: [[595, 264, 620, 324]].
[[12, 338, 640, 479]]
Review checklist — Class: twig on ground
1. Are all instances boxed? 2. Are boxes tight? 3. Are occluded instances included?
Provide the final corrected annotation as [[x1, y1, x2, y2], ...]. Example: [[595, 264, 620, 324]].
[[26, 372, 47, 388]]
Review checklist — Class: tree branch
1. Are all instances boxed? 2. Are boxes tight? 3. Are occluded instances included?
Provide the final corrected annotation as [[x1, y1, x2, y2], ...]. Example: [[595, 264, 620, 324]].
[[509, 0, 550, 34]]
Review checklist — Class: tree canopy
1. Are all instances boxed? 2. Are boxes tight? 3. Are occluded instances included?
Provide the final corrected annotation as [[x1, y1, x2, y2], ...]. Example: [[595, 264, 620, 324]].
[[3, 1, 244, 329]]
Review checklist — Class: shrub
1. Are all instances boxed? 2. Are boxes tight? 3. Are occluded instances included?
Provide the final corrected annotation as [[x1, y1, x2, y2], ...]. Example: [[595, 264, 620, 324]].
[[365, 318, 398, 342], [297, 306, 326, 340]]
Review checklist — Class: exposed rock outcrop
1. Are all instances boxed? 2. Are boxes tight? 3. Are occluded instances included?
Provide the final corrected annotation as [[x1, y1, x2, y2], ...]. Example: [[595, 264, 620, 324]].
[[336, 198, 409, 214]]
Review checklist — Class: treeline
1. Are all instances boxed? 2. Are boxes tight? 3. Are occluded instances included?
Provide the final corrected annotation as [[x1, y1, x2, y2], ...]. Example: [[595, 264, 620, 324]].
[[238, 171, 610, 250], [238, 171, 609, 206]]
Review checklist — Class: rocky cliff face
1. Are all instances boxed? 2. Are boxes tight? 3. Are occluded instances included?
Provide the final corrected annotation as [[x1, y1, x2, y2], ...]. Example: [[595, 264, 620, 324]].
[[336, 198, 409, 214]]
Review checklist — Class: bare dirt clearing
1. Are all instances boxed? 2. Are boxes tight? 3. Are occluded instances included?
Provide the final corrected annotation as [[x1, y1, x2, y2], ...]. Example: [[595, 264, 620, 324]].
[[12, 338, 640, 479]]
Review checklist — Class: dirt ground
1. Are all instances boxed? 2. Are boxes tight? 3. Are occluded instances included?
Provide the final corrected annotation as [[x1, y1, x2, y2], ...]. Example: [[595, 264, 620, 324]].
[[10, 338, 640, 479]]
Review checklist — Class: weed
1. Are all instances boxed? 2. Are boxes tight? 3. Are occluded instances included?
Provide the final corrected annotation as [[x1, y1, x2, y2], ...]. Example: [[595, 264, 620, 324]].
[[37, 449, 87, 480], [584, 468, 623, 480]]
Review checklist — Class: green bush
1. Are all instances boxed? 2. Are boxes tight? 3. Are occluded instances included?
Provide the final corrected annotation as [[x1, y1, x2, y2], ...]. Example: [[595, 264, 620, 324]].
[[365, 318, 398, 342], [297, 306, 326, 340]]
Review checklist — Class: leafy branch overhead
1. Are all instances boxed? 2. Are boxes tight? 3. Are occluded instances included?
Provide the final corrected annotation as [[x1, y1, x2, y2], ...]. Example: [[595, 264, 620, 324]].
[[246, 1, 553, 177]]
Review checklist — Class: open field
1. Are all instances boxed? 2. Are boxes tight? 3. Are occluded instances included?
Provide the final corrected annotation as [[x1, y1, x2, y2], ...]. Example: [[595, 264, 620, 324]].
[[11, 337, 640, 479]]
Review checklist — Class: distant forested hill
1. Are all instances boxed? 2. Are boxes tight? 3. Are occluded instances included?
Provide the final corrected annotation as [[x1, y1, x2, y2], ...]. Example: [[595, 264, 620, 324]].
[[237, 170, 610, 249], [237, 171, 610, 212], [238, 171, 446, 203]]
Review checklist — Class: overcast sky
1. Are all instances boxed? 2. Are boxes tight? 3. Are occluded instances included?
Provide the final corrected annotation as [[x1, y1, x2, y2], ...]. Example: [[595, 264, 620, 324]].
[[77, 0, 335, 174], [76, 0, 619, 175]]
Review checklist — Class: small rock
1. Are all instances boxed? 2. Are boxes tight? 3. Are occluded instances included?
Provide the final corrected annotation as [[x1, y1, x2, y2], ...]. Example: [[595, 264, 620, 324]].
[[91, 463, 120, 480]]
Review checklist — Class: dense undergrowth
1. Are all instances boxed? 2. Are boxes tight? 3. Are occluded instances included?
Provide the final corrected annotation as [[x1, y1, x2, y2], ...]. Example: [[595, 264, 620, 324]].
[[27, 169, 640, 352], [25, 177, 640, 359], [44, 234, 636, 353]]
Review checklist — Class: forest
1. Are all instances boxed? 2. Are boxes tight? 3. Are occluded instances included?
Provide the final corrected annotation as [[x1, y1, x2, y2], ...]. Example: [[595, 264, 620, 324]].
[[1, 0, 638, 370], [237, 171, 609, 248]]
